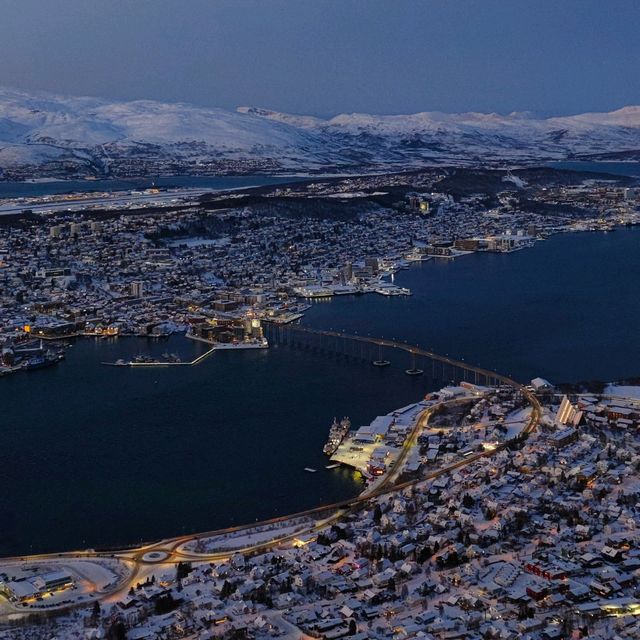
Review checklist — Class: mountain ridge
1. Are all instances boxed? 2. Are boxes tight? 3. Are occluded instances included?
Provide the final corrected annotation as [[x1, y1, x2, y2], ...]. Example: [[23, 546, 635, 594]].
[[1, 87, 639, 179]]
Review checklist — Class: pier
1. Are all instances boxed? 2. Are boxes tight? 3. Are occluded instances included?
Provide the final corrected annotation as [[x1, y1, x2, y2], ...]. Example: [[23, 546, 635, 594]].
[[101, 345, 216, 368]]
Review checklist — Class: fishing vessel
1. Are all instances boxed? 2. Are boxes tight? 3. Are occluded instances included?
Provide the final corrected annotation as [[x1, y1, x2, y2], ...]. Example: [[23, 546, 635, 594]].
[[23, 352, 60, 371], [323, 417, 351, 456]]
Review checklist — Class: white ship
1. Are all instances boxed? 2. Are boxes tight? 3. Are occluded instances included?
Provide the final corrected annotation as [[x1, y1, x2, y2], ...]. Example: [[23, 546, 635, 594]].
[[375, 283, 412, 296], [293, 285, 334, 298], [212, 338, 269, 350]]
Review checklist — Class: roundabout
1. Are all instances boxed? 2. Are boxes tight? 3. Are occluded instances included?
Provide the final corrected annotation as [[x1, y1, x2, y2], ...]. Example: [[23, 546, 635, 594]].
[[140, 551, 169, 563]]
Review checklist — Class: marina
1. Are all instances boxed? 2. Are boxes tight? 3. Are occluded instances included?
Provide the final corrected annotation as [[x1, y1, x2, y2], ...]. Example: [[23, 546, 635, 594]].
[[0, 340, 66, 377]]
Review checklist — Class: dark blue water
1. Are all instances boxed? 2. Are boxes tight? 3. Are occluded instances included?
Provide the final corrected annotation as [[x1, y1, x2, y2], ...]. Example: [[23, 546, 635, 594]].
[[303, 228, 640, 383], [2, 228, 639, 555], [0, 175, 308, 199], [0, 336, 429, 555], [547, 161, 640, 177]]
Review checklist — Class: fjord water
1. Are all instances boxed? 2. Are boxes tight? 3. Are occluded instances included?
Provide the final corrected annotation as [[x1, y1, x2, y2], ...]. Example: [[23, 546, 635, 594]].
[[2, 228, 640, 555], [303, 228, 640, 384], [0, 175, 307, 199], [547, 161, 640, 177], [0, 339, 429, 555]]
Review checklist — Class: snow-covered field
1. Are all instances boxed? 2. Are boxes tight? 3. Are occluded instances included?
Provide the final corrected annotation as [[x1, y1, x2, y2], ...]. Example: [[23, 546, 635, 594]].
[[180, 520, 311, 554]]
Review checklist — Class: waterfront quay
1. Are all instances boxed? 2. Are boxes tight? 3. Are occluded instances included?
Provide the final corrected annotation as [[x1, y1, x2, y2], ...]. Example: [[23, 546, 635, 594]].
[[101, 344, 217, 368], [268, 325, 530, 485]]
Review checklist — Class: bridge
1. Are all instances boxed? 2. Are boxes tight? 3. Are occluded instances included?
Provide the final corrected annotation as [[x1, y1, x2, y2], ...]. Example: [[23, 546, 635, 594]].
[[264, 323, 507, 387]]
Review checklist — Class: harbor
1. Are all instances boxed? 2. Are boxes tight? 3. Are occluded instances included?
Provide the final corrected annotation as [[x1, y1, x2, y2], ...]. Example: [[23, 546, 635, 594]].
[[1, 228, 640, 554], [293, 280, 412, 299]]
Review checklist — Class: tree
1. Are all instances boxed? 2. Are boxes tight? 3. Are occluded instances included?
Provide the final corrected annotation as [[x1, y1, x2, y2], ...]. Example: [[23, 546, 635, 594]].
[[154, 592, 178, 615], [220, 580, 233, 599], [176, 561, 192, 581], [417, 545, 432, 564], [348, 619, 357, 635], [561, 609, 574, 636], [89, 599, 101, 627], [106, 621, 127, 640]]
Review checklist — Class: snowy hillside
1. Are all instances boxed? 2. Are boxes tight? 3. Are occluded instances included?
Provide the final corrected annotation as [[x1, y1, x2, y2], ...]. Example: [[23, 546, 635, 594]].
[[1, 86, 639, 179]]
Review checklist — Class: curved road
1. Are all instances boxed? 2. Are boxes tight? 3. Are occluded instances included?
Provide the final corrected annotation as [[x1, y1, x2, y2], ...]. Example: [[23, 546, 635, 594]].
[[1, 329, 542, 609]]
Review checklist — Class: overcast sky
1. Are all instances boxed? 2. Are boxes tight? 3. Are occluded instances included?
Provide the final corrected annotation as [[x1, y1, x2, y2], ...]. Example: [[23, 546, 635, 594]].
[[0, 0, 638, 116]]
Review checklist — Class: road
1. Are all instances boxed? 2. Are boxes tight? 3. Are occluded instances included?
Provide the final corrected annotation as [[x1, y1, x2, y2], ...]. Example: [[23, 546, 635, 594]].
[[106, 388, 539, 602]]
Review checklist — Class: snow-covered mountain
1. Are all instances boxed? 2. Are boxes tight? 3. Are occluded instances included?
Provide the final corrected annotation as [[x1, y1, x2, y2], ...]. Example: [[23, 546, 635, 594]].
[[1, 87, 639, 179]]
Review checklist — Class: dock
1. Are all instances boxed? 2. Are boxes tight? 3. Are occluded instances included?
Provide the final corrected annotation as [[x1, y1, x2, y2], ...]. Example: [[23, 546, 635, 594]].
[[102, 346, 216, 368]]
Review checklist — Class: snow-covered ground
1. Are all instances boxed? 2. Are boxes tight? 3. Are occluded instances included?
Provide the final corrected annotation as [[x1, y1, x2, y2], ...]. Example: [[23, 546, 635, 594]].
[[503, 407, 533, 439], [180, 520, 311, 554], [604, 384, 640, 400], [0, 558, 129, 617]]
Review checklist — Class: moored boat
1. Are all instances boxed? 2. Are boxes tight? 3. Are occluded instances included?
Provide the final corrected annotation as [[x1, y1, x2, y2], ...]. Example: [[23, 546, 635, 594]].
[[323, 416, 351, 456]]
